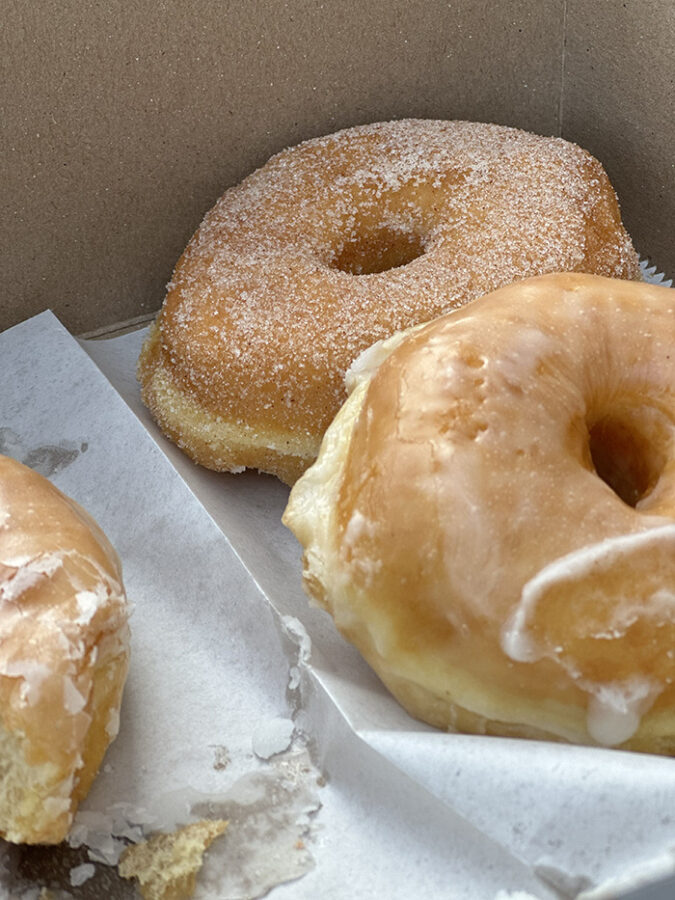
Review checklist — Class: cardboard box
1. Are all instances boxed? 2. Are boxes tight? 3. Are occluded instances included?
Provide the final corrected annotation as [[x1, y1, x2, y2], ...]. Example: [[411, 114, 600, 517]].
[[2, 3, 675, 898], [3, 0, 673, 336]]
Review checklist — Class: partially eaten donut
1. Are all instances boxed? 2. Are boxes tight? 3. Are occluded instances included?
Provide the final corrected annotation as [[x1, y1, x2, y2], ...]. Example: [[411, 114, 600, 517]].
[[0, 455, 130, 843]]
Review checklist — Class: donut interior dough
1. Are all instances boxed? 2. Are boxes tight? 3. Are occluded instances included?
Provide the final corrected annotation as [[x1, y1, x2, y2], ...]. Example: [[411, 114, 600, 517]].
[[138, 119, 641, 483]]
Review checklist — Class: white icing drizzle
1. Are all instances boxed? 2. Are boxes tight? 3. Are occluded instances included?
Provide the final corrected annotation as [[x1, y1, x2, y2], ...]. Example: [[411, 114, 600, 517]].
[[344, 326, 413, 393], [3, 660, 52, 706], [501, 523, 675, 664], [593, 587, 675, 638], [0, 548, 127, 715], [493, 325, 557, 384], [343, 509, 377, 546], [106, 705, 120, 738], [500, 524, 675, 745], [585, 678, 659, 746], [43, 785, 73, 818], [75, 585, 107, 625], [0, 552, 64, 605], [63, 676, 88, 715]]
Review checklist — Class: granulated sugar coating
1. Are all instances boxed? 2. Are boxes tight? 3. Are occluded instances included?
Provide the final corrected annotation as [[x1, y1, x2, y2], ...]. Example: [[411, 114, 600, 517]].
[[138, 119, 640, 484]]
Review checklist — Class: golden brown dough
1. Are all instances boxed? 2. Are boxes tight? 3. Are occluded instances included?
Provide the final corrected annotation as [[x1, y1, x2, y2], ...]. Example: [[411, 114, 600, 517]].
[[0, 455, 130, 843], [283, 273, 675, 754], [118, 819, 228, 900], [138, 119, 640, 483]]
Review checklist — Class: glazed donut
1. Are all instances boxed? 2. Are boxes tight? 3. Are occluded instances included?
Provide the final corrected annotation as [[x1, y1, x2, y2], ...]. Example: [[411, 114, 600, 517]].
[[0, 455, 130, 843], [283, 273, 675, 754], [138, 119, 640, 484]]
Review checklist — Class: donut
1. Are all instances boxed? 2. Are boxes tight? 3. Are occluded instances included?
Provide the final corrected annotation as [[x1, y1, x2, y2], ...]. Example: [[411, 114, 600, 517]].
[[0, 455, 130, 843], [283, 273, 675, 754], [138, 119, 640, 484]]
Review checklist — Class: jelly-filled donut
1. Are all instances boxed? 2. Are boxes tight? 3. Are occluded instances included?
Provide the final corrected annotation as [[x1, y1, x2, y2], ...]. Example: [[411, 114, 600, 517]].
[[138, 119, 640, 483], [283, 273, 675, 754], [0, 456, 130, 842]]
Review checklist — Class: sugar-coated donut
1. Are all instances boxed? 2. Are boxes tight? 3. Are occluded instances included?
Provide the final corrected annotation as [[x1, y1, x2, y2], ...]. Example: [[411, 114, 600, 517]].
[[283, 273, 675, 754], [0, 456, 130, 843], [138, 119, 640, 484]]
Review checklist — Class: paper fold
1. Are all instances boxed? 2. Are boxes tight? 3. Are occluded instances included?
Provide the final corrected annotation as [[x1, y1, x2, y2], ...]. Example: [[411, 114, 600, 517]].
[[1, 303, 674, 898]]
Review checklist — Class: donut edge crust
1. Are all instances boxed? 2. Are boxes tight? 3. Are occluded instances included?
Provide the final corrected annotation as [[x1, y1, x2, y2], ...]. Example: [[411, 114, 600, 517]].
[[138, 322, 318, 485]]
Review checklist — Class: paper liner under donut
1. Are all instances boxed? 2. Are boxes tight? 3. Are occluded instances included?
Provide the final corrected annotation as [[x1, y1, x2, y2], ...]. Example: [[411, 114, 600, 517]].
[[139, 119, 641, 483], [0, 456, 130, 843], [283, 273, 675, 754]]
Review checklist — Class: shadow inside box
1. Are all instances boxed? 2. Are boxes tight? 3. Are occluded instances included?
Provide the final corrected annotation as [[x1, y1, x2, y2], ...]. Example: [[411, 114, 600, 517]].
[[1, 838, 137, 898]]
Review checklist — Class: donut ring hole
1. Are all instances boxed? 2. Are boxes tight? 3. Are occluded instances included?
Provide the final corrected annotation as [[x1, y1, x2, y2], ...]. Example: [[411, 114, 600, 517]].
[[588, 409, 668, 508], [331, 227, 426, 275]]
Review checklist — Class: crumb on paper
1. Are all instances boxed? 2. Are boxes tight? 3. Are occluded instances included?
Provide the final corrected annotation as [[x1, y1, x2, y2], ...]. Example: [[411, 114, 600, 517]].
[[190, 749, 321, 898], [118, 818, 228, 900], [211, 744, 230, 770]]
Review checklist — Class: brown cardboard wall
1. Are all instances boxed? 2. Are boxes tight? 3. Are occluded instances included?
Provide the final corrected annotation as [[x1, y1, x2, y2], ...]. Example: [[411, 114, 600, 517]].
[[563, 0, 675, 275], [3, 0, 565, 333], [3, 1, 671, 336]]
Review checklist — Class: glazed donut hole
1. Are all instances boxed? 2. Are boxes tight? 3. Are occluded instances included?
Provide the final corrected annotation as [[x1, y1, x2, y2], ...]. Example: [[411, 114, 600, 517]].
[[585, 402, 672, 509]]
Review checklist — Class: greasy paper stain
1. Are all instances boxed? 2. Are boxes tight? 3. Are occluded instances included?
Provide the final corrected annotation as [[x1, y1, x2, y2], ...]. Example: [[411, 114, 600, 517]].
[[124, 748, 323, 900], [191, 749, 322, 899], [0, 427, 87, 477], [118, 818, 228, 900]]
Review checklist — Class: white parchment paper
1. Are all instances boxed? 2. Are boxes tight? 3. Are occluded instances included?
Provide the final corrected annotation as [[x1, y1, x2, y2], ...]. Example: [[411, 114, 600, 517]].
[[1, 288, 674, 898]]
